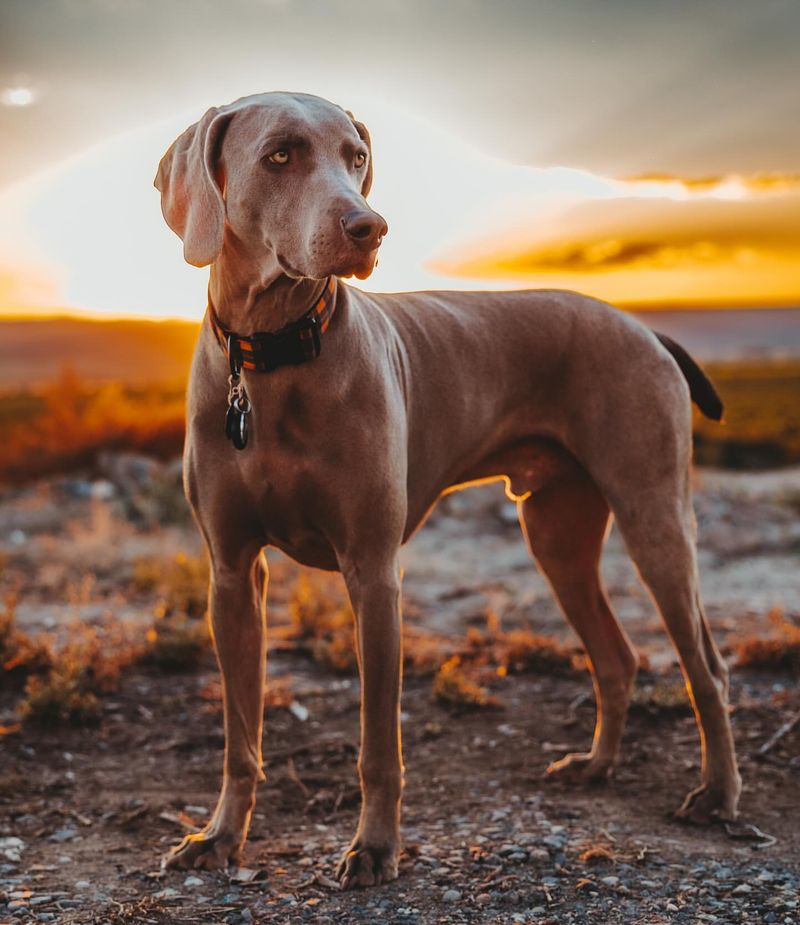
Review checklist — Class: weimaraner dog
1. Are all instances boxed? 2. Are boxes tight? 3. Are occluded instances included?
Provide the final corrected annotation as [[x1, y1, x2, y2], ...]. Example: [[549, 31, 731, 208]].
[[155, 91, 740, 888]]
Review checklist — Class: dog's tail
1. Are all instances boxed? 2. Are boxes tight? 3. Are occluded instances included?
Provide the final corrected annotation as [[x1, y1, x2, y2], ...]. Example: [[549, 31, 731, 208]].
[[655, 332, 724, 422]]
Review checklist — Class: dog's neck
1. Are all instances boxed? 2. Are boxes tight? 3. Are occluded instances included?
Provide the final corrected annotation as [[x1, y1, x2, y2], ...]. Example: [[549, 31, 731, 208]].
[[209, 244, 329, 334]]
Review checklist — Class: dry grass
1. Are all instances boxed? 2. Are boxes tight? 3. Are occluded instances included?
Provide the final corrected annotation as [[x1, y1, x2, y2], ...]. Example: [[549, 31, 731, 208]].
[[2, 359, 797, 489], [432, 655, 500, 710], [20, 622, 143, 726], [0, 369, 185, 485], [630, 677, 693, 715], [734, 606, 800, 674], [0, 594, 53, 684], [287, 573, 357, 674], [694, 359, 800, 468], [133, 552, 209, 619], [457, 612, 581, 677], [141, 614, 211, 672]]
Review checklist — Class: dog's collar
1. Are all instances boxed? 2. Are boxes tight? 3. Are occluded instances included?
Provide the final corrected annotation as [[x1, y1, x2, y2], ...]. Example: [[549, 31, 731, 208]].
[[207, 276, 337, 451], [207, 275, 337, 373]]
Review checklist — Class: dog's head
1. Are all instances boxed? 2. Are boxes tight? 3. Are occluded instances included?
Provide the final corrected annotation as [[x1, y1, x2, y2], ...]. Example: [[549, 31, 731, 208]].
[[155, 92, 387, 281]]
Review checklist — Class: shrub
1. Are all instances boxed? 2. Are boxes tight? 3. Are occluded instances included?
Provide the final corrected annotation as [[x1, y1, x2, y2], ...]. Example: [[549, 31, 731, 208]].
[[734, 607, 800, 674], [459, 612, 580, 677], [141, 614, 211, 671], [0, 595, 53, 685], [133, 552, 209, 618], [432, 655, 499, 710], [288, 573, 356, 674], [20, 622, 142, 726]]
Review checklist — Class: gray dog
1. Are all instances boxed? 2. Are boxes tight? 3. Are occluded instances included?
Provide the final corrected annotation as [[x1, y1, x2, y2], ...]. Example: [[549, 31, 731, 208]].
[[155, 91, 740, 888]]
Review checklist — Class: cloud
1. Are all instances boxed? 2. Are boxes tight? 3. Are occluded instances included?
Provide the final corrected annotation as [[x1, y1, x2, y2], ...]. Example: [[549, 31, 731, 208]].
[[622, 171, 800, 196], [428, 175, 800, 306], [433, 177, 800, 271]]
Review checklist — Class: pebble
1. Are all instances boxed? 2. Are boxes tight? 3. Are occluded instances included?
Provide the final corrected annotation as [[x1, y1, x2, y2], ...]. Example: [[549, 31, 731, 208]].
[[476, 893, 492, 905], [0, 837, 25, 863], [154, 887, 180, 899], [733, 883, 753, 895], [542, 835, 566, 849], [602, 876, 620, 887], [49, 828, 77, 843], [75, 881, 91, 890], [184, 875, 205, 887], [442, 889, 461, 903]]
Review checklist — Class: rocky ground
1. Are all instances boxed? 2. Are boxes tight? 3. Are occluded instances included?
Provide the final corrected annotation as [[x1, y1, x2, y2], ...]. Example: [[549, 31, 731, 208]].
[[0, 460, 799, 924]]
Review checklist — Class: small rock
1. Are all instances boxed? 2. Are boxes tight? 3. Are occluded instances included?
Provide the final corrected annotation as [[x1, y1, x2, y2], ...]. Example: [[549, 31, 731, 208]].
[[75, 881, 91, 890], [154, 887, 181, 899], [476, 893, 492, 905], [184, 875, 205, 887], [289, 701, 309, 722], [732, 883, 753, 895], [184, 805, 208, 816], [442, 889, 461, 903], [602, 876, 620, 887], [542, 835, 566, 850], [49, 828, 77, 843], [0, 837, 25, 863]]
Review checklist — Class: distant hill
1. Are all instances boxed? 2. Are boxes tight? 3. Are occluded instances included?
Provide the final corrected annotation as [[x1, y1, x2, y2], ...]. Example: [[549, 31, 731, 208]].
[[1, 306, 798, 389], [0, 316, 199, 388]]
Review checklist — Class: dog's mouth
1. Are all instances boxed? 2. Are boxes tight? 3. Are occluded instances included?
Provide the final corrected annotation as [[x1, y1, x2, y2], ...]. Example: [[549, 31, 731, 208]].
[[276, 242, 382, 282], [336, 245, 382, 281]]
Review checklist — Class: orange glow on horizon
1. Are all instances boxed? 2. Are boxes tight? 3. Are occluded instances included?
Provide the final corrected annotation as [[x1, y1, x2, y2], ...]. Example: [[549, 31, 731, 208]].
[[1, 110, 798, 320]]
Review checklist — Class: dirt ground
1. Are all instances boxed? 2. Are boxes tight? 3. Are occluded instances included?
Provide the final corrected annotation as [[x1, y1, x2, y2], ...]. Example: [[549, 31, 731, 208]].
[[1, 463, 799, 924]]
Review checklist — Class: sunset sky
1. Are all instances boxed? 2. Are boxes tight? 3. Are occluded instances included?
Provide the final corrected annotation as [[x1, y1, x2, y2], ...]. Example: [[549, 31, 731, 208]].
[[1, 0, 798, 318]]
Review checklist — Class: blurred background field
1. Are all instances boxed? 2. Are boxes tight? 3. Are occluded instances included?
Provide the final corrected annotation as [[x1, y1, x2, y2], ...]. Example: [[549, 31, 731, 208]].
[[1, 308, 798, 486]]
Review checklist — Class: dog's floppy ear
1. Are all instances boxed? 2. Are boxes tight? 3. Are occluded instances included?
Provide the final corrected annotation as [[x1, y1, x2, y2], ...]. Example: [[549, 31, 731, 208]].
[[154, 106, 235, 267], [347, 111, 373, 198]]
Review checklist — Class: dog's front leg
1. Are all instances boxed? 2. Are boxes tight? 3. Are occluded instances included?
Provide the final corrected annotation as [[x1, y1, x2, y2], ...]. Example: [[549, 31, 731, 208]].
[[337, 559, 404, 889], [165, 545, 267, 870]]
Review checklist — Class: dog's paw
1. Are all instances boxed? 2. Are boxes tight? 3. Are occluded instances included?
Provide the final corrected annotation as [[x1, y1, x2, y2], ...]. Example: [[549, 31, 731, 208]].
[[163, 830, 243, 871], [675, 782, 739, 825], [546, 750, 613, 784], [336, 839, 399, 890]]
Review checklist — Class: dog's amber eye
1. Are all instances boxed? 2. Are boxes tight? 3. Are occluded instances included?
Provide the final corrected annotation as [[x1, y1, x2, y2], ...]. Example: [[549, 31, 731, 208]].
[[354, 152, 367, 168], [269, 150, 289, 165]]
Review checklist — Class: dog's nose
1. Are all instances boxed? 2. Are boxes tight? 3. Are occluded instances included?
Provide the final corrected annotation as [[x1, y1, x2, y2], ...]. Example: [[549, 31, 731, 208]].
[[341, 210, 388, 249]]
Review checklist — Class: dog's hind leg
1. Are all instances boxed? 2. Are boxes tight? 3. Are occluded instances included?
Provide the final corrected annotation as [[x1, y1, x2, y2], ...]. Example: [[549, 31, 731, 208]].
[[610, 483, 741, 822], [518, 464, 638, 782], [165, 541, 267, 870]]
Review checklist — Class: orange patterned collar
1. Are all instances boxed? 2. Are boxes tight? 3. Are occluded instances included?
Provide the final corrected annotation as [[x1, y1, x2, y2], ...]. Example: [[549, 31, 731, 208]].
[[207, 276, 337, 373]]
